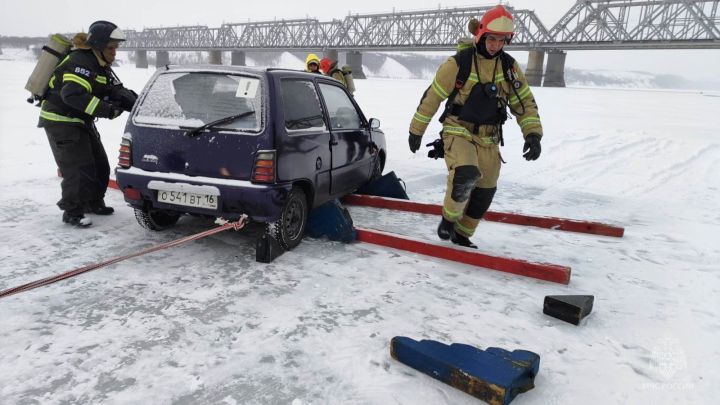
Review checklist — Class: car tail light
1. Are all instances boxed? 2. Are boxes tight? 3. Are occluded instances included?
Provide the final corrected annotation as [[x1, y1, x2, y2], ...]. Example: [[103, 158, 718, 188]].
[[123, 187, 142, 201], [118, 138, 132, 168], [252, 150, 276, 183]]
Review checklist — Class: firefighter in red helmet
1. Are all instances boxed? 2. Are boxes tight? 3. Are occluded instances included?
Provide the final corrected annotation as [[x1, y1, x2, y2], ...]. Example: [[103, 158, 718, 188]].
[[408, 5, 543, 248]]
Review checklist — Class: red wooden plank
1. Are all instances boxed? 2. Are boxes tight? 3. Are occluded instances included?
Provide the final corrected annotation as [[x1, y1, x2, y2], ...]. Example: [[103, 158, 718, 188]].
[[356, 228, 571, 284], [343, 194, 624, 237]]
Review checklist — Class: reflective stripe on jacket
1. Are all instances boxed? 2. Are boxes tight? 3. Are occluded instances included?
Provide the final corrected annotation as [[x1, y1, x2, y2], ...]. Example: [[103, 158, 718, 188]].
[[38, 49, 119, 126], [409, 48, 543, 142]]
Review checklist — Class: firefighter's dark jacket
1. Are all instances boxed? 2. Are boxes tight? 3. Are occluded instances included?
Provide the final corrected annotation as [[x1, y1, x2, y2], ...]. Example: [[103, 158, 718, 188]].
[[38, 48, 127, 127]]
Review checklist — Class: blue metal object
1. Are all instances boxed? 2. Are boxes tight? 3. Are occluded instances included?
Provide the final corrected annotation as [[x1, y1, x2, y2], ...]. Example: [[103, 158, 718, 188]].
[[356, 171, 409, 200], [390, 336, 540, 405], [305, 199, 356, 243]]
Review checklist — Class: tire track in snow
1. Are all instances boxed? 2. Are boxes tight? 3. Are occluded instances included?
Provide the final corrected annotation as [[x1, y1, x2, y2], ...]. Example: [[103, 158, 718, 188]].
[[627, 143, 720, 196]]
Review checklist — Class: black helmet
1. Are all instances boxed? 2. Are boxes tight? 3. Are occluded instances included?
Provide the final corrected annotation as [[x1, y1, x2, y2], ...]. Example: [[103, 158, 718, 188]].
[[86, 20, 126, 50]]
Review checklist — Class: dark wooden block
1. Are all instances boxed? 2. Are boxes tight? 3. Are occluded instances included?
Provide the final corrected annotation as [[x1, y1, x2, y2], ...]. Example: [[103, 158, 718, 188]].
[[543, 295, 594, 325], [390, 336, 540, 405], [255, 233, 284, 263]]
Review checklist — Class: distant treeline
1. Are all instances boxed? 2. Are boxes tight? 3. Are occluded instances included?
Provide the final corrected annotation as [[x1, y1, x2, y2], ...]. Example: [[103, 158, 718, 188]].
[[0, 36, 47, 48]]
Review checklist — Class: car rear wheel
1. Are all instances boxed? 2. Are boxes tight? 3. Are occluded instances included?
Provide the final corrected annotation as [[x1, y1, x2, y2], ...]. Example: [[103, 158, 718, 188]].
[[135, 208, 181, 231], [266, 187, 308, 250]]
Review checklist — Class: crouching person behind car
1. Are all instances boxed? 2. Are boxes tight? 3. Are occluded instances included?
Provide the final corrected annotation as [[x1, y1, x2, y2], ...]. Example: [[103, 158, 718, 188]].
[[38, 20, 137, 227]]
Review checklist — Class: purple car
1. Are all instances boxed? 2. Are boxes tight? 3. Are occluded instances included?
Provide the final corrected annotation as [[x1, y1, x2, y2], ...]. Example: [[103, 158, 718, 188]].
[[115, 65, 386, 249]]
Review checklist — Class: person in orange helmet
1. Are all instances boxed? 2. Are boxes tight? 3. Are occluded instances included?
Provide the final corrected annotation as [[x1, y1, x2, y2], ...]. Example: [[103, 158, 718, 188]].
[[408, 5, 544, 248]]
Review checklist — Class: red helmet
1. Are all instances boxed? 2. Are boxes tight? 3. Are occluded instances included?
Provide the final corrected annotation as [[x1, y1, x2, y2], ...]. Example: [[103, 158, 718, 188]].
[[320, 57, 331, 74], [474, 5, 515, 43]]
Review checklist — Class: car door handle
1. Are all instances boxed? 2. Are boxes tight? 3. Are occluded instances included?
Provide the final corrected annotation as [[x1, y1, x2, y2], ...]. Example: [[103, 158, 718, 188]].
[[330, 139, 339, 145]]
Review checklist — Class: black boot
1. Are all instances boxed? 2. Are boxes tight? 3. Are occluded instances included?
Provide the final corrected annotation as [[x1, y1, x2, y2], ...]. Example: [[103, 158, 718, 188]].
[[437, 217, 455, 240], [451, 232, 477, 249], [85, 200, 114, 215], [62, 212, 92, 227]]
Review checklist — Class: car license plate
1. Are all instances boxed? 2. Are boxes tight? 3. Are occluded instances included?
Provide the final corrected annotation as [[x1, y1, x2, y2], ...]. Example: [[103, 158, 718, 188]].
[[157, 190, 218, 210]]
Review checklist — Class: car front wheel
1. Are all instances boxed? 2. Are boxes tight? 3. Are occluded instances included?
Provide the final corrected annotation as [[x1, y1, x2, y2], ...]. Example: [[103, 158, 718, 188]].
[[266, 187, 308, 250]]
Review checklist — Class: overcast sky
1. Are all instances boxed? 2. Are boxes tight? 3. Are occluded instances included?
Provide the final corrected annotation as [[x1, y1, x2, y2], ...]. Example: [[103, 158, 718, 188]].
[[2, 0, 718, 80]]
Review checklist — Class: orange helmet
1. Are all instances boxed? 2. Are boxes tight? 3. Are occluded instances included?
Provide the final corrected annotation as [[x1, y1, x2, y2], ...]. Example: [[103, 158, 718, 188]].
[[474, 5, 515, 43]]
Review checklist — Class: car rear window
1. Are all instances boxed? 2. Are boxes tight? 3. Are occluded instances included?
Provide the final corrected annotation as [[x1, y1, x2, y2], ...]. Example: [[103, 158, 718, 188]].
[[134, 72, 263, 132]]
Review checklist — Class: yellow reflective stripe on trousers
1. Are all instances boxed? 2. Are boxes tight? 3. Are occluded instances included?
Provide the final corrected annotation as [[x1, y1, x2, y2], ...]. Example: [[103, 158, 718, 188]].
[[443, 125, 472, 140], [431, 79, 449, 99], [520, 117, 541, 129], [443, 206, 462, 221], [95, 75, 107, 84], [454, 221, 476, 237], [413, 111, 432, 124], [84, 96, 100, 115], [40, 109, 85, 124], [443, 125, 495, 144], [62, 73, 92, 92], [48, 76, 56, 89]]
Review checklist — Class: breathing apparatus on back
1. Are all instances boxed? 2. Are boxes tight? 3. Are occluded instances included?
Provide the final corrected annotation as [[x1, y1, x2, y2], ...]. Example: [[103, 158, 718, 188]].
[[341, 65, 356, 95], [24, 34, 71, 104], [24, 21, 127, 106]]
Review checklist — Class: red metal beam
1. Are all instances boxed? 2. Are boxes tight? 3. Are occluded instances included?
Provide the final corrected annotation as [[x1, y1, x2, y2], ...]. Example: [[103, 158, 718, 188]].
[[356, 228, 571, 284], [343, 194, 624, 237]]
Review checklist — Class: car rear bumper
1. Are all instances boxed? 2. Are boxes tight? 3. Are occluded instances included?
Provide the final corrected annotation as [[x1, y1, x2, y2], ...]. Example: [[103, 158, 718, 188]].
[[115, 166, 291, 222]]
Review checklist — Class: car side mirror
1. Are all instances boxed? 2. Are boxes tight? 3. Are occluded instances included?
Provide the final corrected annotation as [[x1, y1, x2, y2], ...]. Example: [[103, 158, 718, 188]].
[[369, 118, 381, 129]]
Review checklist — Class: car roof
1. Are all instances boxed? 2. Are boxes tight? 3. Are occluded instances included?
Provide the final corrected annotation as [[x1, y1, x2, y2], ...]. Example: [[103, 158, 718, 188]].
[[160, 64, 321, 80]]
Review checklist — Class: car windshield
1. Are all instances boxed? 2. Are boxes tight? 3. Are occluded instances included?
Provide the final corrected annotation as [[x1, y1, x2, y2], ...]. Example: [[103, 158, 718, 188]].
[[134, 72, 263, 132]]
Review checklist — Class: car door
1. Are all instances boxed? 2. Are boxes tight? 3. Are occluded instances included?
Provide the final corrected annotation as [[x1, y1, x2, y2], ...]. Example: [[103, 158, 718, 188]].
[[275, 77, 332, 207], [317, 82, 372, 196]]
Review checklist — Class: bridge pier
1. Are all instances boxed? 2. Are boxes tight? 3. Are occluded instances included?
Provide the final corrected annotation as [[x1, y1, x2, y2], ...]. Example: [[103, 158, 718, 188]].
[[209, 50, 222, 65], [155, 51, 170, 68], [346, 51, 366, 79], [231, 51, 246, 66], [543, 50, 566, 88], [135, 50, 148, 68], [525, 50, 544, 86]]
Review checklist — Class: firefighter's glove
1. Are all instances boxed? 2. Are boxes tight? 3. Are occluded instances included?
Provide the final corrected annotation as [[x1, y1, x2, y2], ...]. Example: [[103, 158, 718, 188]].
[[96, 101, 124, 120], [522, 133, 542, 161], [408, 133, 422, 153], [426, 138, 444, 160], [109, 106, 124, 120], [111, 86, 138, 112], [106, 101, 125, 119]]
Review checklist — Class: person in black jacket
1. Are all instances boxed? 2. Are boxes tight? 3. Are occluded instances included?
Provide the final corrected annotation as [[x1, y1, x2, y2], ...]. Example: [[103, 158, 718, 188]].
[[38, 20, 137, 227]]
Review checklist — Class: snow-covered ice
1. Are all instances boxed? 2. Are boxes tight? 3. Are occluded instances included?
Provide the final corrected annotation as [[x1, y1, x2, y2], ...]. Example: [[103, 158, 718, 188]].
[[1, 56, 719, 404]]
